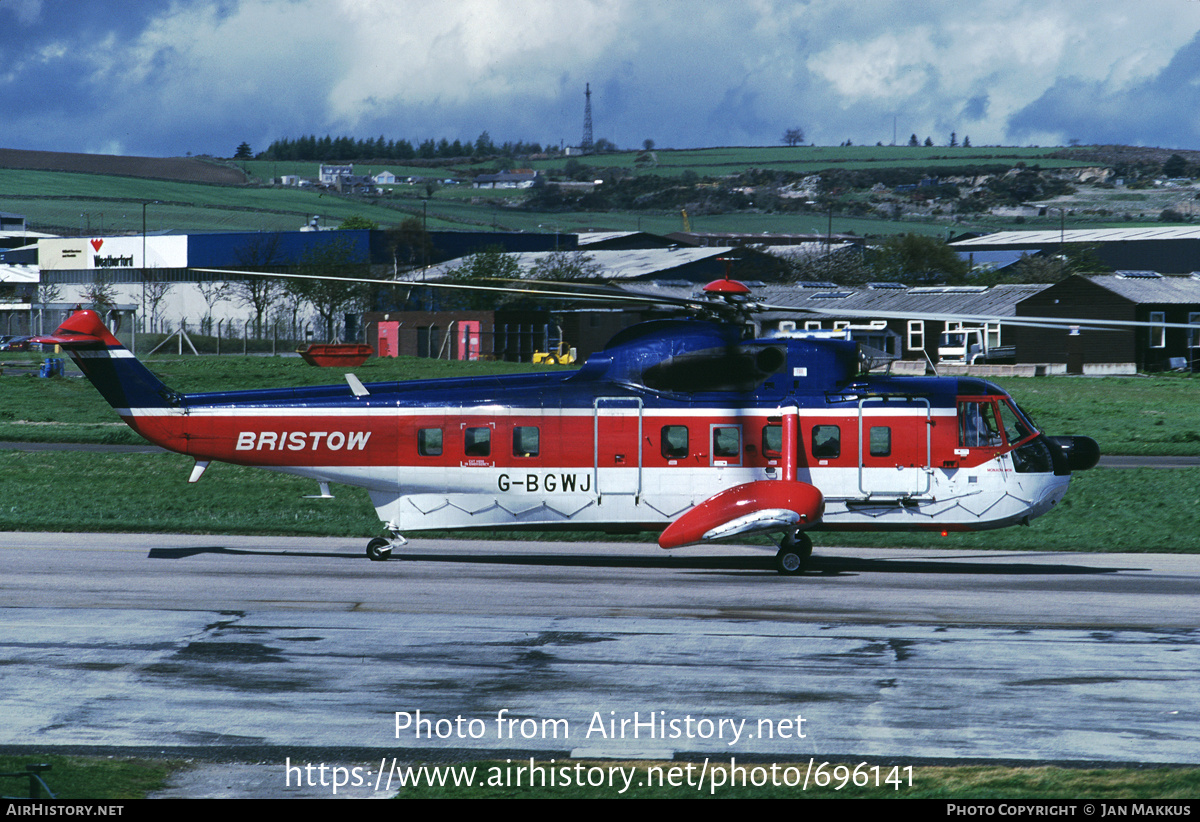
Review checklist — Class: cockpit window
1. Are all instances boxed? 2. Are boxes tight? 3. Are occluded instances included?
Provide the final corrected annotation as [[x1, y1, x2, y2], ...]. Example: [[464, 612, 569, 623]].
[[958, 400, 1005, 448], [958, 398, 1040, 449], [997, 401, 1034, 446]]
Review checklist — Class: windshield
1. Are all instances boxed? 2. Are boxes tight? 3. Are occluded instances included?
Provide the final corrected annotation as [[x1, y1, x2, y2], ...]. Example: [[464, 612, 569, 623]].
[[958, 397, 1039, 449]]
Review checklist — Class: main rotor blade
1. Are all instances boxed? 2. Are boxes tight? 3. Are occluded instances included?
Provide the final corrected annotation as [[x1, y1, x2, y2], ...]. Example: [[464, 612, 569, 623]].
[[191, 268, 721, 312], [750, 301, 1181, 332], [193, 268, 1199, 332]]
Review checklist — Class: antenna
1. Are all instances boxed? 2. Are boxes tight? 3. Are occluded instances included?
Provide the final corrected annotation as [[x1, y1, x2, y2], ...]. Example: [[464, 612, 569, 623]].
[[581, 83, 594, 153]]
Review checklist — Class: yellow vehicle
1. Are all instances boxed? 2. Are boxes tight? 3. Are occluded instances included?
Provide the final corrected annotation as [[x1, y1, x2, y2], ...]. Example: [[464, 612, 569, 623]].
[[532, 342, 577, 365]]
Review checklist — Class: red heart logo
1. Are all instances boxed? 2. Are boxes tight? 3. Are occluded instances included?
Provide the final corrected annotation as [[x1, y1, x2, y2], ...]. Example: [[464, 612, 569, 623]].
[[91, 239, 103, 251]]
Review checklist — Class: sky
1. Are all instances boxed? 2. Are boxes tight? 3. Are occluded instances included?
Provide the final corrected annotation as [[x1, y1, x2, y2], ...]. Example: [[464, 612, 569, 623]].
[[4, 0, 1200, 158]]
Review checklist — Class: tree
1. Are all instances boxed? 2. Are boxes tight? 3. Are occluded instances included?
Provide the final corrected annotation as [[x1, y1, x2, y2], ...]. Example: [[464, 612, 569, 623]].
[[963, 135, 971, 148], [949, 132, 958, 147], [782, 127, 806, 147], [781, 245, 871, 286], [289, 237, 371, 342], [83, 269, 117, 312], [234, 141, 253, 159], [528, 250, 604, 281], [141, 272, 174, 333], [230, 233, 285, 337], [866, 233, 969, 284], [924, 136, 933, 147], [1163, 153, 1189, 178], [197, 280, 232, 336], [442, 247, 523, 309], [643, 139, 656, 151], [386, 217, 434, 273], [338, 215, 380, 230], [445, 246, 523, 281], [908, 134, 920, 147]]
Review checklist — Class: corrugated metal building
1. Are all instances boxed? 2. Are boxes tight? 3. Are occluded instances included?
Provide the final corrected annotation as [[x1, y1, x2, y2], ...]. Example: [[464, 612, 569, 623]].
[[1016, 272, 1200, 372], [952, 227, 1200, 275]]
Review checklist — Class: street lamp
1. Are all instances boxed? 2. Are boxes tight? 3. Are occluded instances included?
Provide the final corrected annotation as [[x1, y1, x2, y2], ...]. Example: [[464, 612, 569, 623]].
[[142, 200, 160, 335]]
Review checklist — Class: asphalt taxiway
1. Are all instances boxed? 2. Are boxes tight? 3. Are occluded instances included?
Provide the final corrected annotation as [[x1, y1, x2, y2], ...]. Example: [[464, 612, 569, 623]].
[[2, 530, 1197, 789]]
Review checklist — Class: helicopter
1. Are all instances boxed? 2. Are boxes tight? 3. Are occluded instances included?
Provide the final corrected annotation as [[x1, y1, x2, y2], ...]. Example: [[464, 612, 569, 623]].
[[34, 273, 1103, 574]]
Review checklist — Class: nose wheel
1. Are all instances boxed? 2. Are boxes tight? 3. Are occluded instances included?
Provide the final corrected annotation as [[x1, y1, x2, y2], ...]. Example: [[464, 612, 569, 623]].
[[775, 530, 813, 575], [366, 532, 407, 561], [366, 538, 392, 561]]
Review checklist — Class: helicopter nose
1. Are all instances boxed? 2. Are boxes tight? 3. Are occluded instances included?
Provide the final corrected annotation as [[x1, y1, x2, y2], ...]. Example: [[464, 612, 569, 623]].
[[1049, 436, 1101, 472]]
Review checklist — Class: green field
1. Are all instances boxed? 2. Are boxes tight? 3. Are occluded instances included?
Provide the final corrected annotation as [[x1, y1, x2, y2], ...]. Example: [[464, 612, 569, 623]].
[[525, 145, 1094, 178], [0, 143, 1131, 238], [2, 354, 1198, 551]]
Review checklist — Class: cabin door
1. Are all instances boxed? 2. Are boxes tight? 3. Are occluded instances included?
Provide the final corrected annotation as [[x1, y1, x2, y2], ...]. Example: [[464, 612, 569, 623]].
[[857, 397, 932, 497], [593, 397, 643, 499]]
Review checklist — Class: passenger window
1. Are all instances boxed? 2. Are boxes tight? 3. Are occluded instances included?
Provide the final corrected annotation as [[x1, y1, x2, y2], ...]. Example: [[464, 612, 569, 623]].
[[464, 426, 491, 457], [713, 426, 741, 458], [870, 426, 891, 457], [513, 426, 540, 457], [811, 425, 840, 459], [661, 425, 689, 459], [417, 428, 442, 456], [762, 424, 782, 458]]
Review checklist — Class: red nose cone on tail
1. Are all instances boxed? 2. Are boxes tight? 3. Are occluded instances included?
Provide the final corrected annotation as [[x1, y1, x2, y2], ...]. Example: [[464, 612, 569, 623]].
[[32, 310, 123, 348]]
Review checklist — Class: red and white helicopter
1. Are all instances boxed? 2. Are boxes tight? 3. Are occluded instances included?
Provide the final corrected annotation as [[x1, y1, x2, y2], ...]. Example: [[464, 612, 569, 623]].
[[35, 273, 1102, 574]]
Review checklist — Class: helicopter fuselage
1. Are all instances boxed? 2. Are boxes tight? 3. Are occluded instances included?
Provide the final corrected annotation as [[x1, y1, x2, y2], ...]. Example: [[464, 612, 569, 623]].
[[87, 317, 1088, 543]]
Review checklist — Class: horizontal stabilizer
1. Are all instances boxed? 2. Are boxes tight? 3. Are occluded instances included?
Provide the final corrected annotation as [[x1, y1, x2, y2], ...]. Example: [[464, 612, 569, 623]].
[[659, 480, 824, 549]]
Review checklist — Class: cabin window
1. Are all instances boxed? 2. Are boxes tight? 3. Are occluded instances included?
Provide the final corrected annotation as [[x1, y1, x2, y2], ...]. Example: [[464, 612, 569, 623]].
[[712, 426, 741, 461], [661, 425, 689, 459], [1150, 311, 1166, 348], [513, 426, 540, 457], [762, 424, 782, 458], [1189, 313, 1200, 349], [710, 425, 743, 467], [811, 425, 840, 459], [907, 320, 925, 351], [417, 428, 442, 456], [464, 426, 491, 457], [869, 426, 891, 457]]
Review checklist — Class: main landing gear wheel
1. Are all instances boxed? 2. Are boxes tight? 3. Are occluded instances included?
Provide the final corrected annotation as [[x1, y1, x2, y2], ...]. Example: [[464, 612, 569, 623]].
[[775, 530, 813, 576], [366, 537, 393, 562]]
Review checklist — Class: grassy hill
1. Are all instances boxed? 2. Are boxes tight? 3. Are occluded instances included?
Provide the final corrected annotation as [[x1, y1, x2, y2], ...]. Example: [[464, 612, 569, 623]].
[[0, 143, 1192, 238]]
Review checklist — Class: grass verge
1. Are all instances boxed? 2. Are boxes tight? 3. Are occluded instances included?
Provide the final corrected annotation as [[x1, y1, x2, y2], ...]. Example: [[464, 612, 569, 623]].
[[0, 755, 178, 800], [393, 760, 1200, 799], [0, 450, 1197, 552]]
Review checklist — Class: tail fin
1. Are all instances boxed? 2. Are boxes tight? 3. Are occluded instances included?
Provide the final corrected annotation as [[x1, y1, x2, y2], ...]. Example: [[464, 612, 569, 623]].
[[33, 310, 180, 412]]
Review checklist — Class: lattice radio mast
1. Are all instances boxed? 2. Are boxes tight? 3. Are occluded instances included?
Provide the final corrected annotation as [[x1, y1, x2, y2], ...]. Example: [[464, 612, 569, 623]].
[[581, 83, 594, 153]]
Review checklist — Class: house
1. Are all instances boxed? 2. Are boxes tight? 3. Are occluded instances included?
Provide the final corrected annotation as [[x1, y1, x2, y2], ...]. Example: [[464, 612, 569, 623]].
[[318, 164, 354, 185], [1016, 272, 1200, 373], [472, 170, 539, 189]]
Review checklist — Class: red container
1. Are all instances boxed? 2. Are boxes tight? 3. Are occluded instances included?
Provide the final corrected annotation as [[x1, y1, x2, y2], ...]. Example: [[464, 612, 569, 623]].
[[296, 343, 373, 367]]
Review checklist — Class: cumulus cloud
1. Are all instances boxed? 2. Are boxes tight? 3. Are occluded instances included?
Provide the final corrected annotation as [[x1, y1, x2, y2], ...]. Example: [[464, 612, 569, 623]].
[[2, 0, 1200, 156]]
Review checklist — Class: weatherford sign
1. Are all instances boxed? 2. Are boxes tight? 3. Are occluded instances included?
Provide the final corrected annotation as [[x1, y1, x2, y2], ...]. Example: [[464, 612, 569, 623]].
[[39, 236, 189, 270]]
